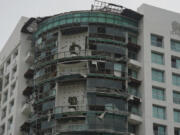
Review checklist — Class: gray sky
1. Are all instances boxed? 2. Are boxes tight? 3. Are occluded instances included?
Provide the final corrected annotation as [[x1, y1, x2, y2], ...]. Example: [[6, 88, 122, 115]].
[[0, 0, 179, 51]]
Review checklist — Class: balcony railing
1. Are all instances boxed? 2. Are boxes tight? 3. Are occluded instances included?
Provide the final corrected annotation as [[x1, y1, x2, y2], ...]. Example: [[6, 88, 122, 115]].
[[54, 105, 128, 115], [34, 71, 57, 84], [59, 67, 126, 78], [35, 49, 127, 66], [54, 105, 128, 134]]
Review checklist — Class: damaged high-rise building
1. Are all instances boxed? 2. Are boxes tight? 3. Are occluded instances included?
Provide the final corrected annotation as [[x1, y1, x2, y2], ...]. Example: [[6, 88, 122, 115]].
[[1, 1, 180, 135]]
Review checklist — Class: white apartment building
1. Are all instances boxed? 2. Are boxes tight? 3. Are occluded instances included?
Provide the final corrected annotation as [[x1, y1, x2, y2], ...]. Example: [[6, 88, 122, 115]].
[[137, 4, 180, 135], [0, 2, 180, 135], [0, 17, 33, 135]]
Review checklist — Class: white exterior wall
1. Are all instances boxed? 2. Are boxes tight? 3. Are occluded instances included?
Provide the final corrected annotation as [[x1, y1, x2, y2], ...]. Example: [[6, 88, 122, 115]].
[[138, 4, 180, 135], [0, 17, 31, 135]]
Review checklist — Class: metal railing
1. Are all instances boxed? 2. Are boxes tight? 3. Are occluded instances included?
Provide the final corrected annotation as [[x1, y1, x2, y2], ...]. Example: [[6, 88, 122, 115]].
[[54, 105, 128, 115], [34, 71, 57, 84], [35, 49, 127, 66], [59, 67, 127, 78], [54, 105, 128, 134]]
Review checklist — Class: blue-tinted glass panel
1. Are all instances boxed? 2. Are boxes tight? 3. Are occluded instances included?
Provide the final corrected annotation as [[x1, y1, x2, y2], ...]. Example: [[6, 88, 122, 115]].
[[171, 40, 180, 52], [152, 87, 165, 101], [172, 74, 180, 86], [151, 34, 163, 47], [174, 110, 180, 123], [153, 105, 166, 120], [152, 69, 164, 82], [173, 91, 180, 104], [151, 52, 164, 65]]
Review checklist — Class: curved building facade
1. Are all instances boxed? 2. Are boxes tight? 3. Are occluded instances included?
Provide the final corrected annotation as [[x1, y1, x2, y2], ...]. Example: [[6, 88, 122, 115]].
[[21, 2, 142, 135]]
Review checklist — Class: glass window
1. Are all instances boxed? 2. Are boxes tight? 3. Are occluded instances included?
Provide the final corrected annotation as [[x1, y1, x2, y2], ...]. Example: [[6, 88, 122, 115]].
[[174, 110, 180, 123], [173, 91, 180, 104], [172, 74, 180, 86], [151, 52, 164, 65], [128, 86, 139, 97], [128, 34, 137, 44], [171, 56, 180, 69], [171, 40, 180, 52], [153, 105, 166, 120], [128, 50, 137, 60], [175, 128, 180, 135], [128, 69, 138, 79], [153, 124, 166, 135], [151, 34, 163, 47], [152, 87, 165, 101], [98, 17, 106, 23], [114, 63, 125, 72], [81, 17, 88, 22], [152, 69, 164, 82]]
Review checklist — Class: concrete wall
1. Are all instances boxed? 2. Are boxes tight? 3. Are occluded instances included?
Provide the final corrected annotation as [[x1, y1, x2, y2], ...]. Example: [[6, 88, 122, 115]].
[[138, 4, 180, 135], [0, 17, 31, 135]]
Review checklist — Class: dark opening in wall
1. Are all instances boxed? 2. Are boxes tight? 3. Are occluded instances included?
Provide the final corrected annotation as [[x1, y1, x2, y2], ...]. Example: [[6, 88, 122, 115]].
[[97, 27, 106, 34]]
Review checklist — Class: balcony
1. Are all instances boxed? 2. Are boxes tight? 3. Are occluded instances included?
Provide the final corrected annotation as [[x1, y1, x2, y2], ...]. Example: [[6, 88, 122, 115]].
[[128, 59, 141, 70], [56, 124, 88, 133], [21, 102, 32, 115], [55, 105, 128, 121], [128, 77, 141, 86], [128, 95, 142, 104], [24, 68, 34, 79], [25, 51, 34, 64], [58, 66, 127, 80], [127, 42, 141, 51], [55, 110, 128, 134], [128, 113, 142, 125], [55, 106, 87, 116], [34, 71, 57, 85]]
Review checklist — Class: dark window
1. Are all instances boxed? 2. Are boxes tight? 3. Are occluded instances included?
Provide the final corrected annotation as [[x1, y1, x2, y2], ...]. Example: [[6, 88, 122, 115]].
[[97, 27, 106, 34], [175, 128, 180, 135], [89, 44, 97, 50]]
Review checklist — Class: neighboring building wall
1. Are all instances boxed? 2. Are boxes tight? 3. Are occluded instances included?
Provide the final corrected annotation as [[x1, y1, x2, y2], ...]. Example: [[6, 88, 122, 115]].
[[0, 17, 31, 135], [138, 4, 180, 135]]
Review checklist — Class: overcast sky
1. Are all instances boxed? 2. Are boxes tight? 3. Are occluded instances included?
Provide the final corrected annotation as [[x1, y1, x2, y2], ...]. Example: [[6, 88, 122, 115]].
[[0, 0, 179, 51]]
